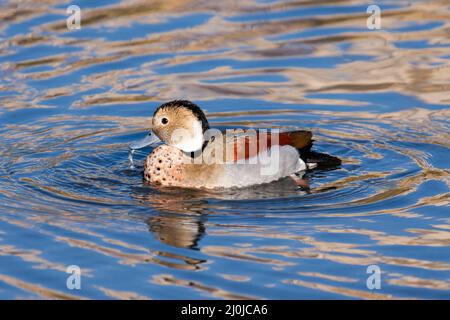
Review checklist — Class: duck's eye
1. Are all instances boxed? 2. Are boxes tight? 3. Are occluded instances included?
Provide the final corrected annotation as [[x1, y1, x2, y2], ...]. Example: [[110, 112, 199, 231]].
[[161, 117, 168, 125]]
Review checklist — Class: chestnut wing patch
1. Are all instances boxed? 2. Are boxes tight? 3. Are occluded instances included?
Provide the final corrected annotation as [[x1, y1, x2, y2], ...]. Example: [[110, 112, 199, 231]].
[[225, 129, 312, 162]]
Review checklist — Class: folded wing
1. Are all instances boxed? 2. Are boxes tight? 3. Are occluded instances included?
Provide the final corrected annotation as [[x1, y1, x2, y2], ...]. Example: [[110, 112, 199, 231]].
[[224, 129, 312, 162]]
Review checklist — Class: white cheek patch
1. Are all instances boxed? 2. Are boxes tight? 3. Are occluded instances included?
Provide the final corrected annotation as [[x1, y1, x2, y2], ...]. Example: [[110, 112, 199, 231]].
[[171, 120, 204, 152]]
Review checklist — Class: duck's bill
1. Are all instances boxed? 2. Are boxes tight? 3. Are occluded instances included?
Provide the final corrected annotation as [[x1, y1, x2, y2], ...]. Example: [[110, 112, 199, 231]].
[[129, 131, 161, 150]]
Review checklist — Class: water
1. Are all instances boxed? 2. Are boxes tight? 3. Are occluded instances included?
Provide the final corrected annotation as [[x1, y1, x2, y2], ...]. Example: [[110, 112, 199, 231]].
[[0, 0, 449, 299]]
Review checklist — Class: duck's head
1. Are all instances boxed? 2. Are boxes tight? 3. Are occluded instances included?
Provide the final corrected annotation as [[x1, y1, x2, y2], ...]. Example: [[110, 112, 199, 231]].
[[130, 100, 209, 153]]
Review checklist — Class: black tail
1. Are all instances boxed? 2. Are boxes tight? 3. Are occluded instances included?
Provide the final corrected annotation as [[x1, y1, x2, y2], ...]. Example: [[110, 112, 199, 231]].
[[298, 143, 341, 168]]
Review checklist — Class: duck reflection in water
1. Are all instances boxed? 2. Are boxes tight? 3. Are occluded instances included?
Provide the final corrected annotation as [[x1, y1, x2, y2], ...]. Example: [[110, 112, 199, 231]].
[[135, 186, 208, 249], [133, 176, 319, 250]]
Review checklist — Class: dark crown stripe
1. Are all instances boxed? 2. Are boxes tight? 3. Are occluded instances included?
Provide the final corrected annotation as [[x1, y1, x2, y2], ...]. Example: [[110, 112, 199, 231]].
[[154, 100, 210, 132]]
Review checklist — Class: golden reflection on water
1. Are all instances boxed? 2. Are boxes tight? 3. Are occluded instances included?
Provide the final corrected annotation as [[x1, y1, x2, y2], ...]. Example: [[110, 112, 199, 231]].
[[151, 274, 258, 299], [0, 274, 84, 300], [1, 0, 449, 109]]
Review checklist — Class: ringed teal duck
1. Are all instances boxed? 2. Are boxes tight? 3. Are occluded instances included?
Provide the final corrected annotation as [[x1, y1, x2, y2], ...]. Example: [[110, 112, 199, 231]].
[[130, 100, 341, 189]]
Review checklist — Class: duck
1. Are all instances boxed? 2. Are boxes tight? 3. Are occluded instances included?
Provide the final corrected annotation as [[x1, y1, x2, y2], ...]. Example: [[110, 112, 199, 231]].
[[130, 100, 341, 189]]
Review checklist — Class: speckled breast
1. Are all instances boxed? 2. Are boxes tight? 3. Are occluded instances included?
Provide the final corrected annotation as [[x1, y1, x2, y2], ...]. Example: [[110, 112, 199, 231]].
[[143, 145, 188, 187]]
